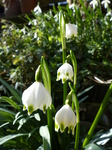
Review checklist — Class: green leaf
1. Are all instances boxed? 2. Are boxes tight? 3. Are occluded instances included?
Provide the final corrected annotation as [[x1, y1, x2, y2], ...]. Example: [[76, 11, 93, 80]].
[[37, 145, 43, 150], [39, 125, 51, 150], [0, 96, 20, 110], [70, 50, 77, 88], [41, 56, 51, 94], [0, 110, 14, 122], [59, 10, 66, 50], [84, 143, 106, 150], [0, 78, 21, 103], [95, 129, 112, 145], [0, 133, 28, 145]]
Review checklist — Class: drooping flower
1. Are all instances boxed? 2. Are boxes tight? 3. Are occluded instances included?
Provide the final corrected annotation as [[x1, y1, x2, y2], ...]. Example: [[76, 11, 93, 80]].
[[101, 0, 110, 9], [56, 62, 73, 84], [22, 82, 52, 115], [55, 104, 76, 135], [66, 23, 77, 38], [90, 0, 98, 9]]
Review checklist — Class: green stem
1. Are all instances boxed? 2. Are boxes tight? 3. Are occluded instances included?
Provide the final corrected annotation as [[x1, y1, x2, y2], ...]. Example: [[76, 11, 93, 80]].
[[60, 11, 67, 104], [63, 48, 67, 104], [82, 82, 112, 148], [73, 93, 80, 150], [47, 108, 53, 141], [75, 123, 80, 150], [69, 82, 80, 150]]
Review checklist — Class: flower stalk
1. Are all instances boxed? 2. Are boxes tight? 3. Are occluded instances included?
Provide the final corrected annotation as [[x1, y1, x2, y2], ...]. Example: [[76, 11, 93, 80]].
[[82, 82, 112, 148], [69, 82, 80, 150], [59, 11, 67, 104]]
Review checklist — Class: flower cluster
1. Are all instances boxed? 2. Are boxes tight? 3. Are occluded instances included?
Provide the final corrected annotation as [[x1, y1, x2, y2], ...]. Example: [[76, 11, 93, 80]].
[[22, 23, 77, 134]]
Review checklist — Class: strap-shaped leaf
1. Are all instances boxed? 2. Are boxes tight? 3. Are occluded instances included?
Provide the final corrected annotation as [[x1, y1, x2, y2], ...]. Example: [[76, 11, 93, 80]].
[[39, 125, 51, 150], [0, 78, 21, 103], [41, 56, 51, 94], [84, 143, 106, 150], [0, 133, 28, 145], [0, 96, 21, 110], [70, 50, 77, 88], [0, 109, 15, 122]]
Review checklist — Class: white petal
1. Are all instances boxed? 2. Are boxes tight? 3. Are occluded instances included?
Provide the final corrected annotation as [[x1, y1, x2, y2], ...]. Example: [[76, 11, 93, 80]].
[[57, 63, 73, 83], [66, 23, 77, 38], [22, 82, 52, 114], [55, 105, 76, 134]]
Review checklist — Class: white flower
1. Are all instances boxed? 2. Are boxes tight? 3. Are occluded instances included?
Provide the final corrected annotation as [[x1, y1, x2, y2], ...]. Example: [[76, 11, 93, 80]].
[[90, 0, 98, 9], [66, 23, 77, 38], [56, 63, 74, 84], [101, 0, 110, 9], [22, 82, 52, 115], [55, 104, 76, 135]]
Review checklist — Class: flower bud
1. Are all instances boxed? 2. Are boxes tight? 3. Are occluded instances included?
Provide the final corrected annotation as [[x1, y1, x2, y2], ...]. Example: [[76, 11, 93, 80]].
[[55, 104, 76, 135], [35, 65, 42, 82]]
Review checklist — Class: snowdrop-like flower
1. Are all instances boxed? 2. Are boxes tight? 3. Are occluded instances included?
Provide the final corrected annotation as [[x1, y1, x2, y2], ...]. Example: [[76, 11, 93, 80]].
[[22, 82, 52, 115], [66, 23, 77, 38], [90, 0, 98, 9], [55, 104, 76, 135], [56, 63, 74, 84], [101, 0, 110, 9]]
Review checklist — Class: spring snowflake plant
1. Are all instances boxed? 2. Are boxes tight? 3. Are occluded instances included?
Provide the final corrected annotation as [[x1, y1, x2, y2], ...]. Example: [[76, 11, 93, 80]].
[[21, 9, 112, 150]]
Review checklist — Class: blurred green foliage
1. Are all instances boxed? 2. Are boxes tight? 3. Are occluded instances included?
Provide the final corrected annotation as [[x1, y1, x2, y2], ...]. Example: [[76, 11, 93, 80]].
[[0, 1, 112, 149]]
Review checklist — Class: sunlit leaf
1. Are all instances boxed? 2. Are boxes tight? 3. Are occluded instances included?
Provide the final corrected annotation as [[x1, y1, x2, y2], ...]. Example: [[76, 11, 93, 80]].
[[0, 96, 20, 110], [0, 78, 21, 103], [39, 125, 51, 150], [41, 56, 51, 94], [0, 133, 28, 145]]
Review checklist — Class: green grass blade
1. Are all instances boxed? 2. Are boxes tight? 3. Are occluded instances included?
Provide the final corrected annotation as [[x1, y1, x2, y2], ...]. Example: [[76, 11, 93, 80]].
[[0, 78, 21, 103], [41, 56, 51, 94], [0, 96, 21, 110], [0, 133, 28, 145], [0, 110, 15, 122]]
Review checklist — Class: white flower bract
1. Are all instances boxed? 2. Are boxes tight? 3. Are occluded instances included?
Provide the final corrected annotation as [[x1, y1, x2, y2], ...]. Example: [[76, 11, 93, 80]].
[[56, 63, 74, 84], [90, 0, 98, 9], [55, 104, 76, 135], [66, 23, 77, 38], [101, 0, 110, 9], [22, 82, 52, 115]]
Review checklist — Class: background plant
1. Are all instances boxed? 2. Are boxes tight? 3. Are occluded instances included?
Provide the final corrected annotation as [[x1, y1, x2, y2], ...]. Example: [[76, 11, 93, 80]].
[[0, 0, 112, 149]]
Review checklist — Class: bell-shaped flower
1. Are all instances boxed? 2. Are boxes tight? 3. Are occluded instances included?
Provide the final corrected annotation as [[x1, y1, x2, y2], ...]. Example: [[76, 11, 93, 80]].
[[90, 0, 98, 9], [55, 104, 76, 135], [56, 63, 73, 84], [66, 23, 77, 39], [22, 81, 52, 115], [101, 0, 110, 9]]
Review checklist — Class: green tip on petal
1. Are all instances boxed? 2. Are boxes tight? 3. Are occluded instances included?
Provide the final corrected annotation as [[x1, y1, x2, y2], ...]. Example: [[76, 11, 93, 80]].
[[23, 105, 26, 111], [68, 126, 71, 134], [55, 123, 59, 132], [60, 123, 64, 133], [66, 72, 69, 76], [43, 105, 46, 114], [57, 72, 60, 76], [71, 76, 73, 82], [28, 105, 34, 115], [62, 78, 66, 84]]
